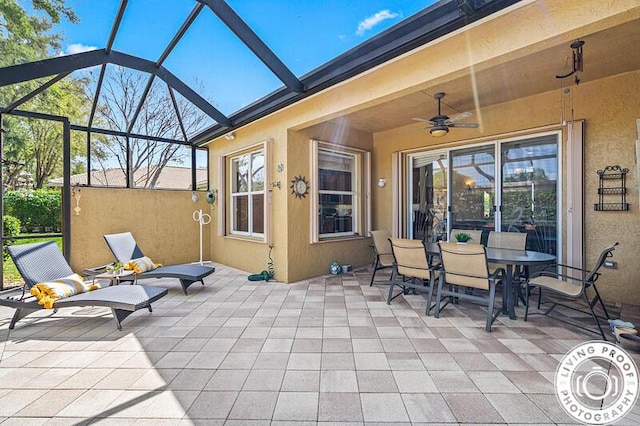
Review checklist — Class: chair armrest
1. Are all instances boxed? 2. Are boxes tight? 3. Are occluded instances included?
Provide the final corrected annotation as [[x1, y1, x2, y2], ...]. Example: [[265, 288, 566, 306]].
[[489, 267, 505, 281], [544, 263, 591, 273], [540, 263, 593, 279], [528, 270, 591, 286]]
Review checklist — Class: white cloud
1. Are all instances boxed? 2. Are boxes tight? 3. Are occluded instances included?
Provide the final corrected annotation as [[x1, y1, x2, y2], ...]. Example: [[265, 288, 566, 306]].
[[65, 43, 98, 55], [356, 10, 400, 36]]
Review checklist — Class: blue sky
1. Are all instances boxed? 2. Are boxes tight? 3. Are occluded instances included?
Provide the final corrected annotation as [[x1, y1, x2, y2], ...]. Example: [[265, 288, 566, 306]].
[[54, 0, 435, 116]]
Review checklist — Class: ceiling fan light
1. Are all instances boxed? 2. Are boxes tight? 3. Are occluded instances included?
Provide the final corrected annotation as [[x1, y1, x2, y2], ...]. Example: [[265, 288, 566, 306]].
[[430, 125, 449, 137]]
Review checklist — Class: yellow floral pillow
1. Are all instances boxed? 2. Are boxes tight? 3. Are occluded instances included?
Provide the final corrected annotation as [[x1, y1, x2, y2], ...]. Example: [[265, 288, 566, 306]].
[[30, 273, 101, 309], [124, 256, 162, 275]]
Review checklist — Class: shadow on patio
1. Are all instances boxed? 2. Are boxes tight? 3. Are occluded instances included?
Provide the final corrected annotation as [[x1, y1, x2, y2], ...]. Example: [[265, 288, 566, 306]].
[[0, 263, 639, 424]]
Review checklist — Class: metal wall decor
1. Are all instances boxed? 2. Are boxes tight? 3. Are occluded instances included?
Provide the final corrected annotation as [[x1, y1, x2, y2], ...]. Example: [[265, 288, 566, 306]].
[[291, 175, 309, 198], [594, 165, 629, 211]]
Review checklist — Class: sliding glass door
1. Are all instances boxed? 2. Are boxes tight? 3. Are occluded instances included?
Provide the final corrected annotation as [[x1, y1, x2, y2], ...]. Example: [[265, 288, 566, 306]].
[[450, 145, 496, 232], [408, 150, 448, 242], [501, 135, 558, 254], [407, 132, 559, 255]]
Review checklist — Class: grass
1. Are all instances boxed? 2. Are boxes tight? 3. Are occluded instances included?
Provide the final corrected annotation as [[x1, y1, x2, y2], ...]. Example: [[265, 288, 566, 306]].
[[3, 235, 62, 287]]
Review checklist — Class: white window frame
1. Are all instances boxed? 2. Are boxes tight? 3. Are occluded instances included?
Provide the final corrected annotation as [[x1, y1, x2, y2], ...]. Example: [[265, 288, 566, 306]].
[[310, 139, 370, 243], [226, 142, 269, 240]]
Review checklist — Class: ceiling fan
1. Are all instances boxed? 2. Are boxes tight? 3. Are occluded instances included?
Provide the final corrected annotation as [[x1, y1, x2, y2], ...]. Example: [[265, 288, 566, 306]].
[[412, 92, 479, 137]]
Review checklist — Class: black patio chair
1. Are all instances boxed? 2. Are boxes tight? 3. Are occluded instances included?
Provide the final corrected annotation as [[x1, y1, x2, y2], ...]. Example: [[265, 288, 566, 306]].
[[104, 232, 215, 295], [524, 242, 618, 339], [0, 241, 167, 330]]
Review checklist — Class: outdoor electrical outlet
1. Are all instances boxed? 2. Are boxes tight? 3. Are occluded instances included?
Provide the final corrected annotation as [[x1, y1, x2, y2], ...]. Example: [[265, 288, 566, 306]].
[[604, 260, 617, 269]]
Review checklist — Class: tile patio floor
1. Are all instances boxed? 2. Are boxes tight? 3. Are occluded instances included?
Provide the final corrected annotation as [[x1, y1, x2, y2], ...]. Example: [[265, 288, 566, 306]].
[[0, 263, 639, 425]]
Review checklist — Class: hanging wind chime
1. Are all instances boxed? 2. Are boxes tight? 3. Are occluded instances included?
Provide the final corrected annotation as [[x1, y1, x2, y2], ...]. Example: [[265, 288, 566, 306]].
[[556, 40, 585, 126]]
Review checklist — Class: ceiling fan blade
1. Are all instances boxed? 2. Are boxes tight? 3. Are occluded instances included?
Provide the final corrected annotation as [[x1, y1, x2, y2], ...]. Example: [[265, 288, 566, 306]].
[[446, 111, 473, 122], [412, 117, 437, 125], [450, 122, 479, 128], [406, 126, 431, 132]]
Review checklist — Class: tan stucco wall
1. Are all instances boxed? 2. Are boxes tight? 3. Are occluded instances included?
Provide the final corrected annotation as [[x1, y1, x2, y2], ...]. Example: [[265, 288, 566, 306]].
[[201, 0, 639, 289], [287, 123, 374, 282], [206, 118, 289, 281], [69, 187, 211, 273], [581, 71, 640, 305], [206, 117, 373, 283], [371, 70, 640, 305]]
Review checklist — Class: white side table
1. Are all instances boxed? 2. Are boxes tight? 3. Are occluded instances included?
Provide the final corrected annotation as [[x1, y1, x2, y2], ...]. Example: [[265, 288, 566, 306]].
[[94, 270, 136, 286]]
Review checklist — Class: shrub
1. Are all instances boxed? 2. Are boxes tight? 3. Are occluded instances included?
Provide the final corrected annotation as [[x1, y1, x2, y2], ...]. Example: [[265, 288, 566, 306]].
[[3, 215, 21, 260], [3, 190, 61, 232]]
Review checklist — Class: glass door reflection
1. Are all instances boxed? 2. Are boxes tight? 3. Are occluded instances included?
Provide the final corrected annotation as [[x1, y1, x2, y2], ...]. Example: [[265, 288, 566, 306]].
[[409, 151, 447, 241], [449, 145, 496, 237], [501, 135, 558, 255]]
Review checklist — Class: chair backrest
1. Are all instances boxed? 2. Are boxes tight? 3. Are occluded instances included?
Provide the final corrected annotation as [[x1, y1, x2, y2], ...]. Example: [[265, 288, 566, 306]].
[[585, 242, 619, 283], [104, 232, 145, 263], [438, 241, 490, 290], [8, 241, 74, 288], [487, 231, 527, 250], [389, 238, 431, 280], [371, 230, 394, 266], [450, 229, 483, 244]]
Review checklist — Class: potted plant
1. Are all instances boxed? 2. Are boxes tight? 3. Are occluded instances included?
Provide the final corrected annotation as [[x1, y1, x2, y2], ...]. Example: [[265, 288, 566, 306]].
[[106, 261, 124, 274], [454, 232, 472, 243]]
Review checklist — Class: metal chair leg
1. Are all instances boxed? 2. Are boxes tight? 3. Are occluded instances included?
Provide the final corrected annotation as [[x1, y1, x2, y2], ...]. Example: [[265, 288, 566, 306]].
[[369, 257, 380, 286], [425, 272, 435, 316], [524, 284, 531, 321], [486, 284, 497, 332], [434, 275, 444, 318], [386, 268, 397, 305], [537, 288, 542, 309], [583, 292, 607, 340], [589, 284, 611, 320]]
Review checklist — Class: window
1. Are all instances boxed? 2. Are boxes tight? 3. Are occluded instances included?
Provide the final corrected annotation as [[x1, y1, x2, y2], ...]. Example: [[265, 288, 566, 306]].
[[229, 148, 265, 237], [312, 140, 370, 242]]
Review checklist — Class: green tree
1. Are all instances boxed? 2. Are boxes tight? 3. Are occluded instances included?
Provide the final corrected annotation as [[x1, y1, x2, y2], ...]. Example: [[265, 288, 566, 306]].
[[22, 78, 89, 188], [1, 0, 87, 188], [0, 0, 77, 67], [92, 67, 210, 188]]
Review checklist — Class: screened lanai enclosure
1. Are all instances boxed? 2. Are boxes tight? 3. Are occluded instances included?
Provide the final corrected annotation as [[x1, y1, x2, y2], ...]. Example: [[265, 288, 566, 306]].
[[0, 0, 521, 287]]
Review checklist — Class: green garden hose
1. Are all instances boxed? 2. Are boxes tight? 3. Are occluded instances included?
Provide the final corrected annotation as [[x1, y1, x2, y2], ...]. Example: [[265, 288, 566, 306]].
[[247, 245, 275, 281]]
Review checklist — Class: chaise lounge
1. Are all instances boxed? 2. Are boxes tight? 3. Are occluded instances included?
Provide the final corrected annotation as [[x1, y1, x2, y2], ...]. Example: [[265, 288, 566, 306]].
[[0, 241, 167, 330], [103, 232, 215, 294]]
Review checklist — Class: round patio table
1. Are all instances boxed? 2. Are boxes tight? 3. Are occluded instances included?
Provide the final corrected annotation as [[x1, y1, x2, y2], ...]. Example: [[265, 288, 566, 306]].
[[425, 242, 556, 320]]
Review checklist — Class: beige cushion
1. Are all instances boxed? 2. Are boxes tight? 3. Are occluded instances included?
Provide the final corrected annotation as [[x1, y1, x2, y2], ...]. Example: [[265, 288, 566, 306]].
[[439, 242, 490, 290], [487, 232, 527, 275], [528, 275, 582, 297], [371, 230, 394, 267], [389, 238, 431, 280], [487, 231, 527, 249]]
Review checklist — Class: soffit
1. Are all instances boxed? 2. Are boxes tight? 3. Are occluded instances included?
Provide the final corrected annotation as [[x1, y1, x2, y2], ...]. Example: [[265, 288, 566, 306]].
[[326, 17, 640, 133]]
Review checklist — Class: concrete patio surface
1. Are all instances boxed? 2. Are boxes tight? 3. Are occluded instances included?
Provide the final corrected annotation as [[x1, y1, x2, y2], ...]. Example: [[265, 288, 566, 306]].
[[0, 263, 638, 425]]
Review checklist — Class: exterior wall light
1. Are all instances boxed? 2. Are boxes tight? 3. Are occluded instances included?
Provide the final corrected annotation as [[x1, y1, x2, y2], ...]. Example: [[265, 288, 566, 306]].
[[378, 178, 387, 188]]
